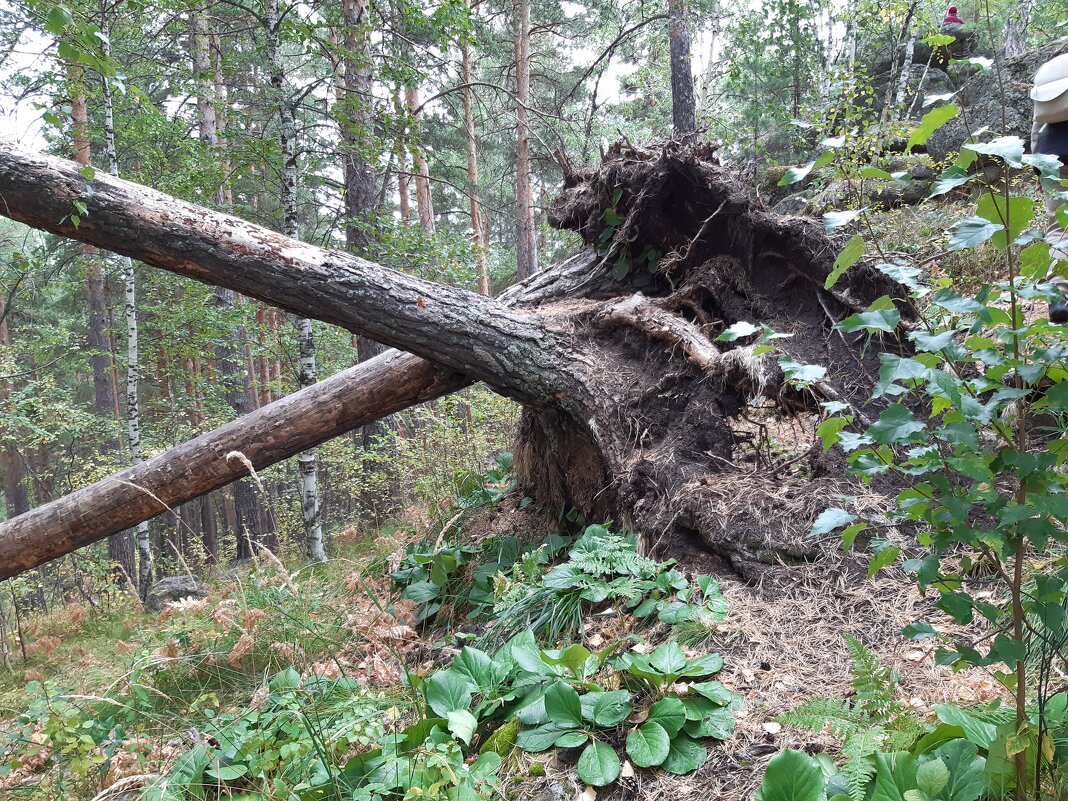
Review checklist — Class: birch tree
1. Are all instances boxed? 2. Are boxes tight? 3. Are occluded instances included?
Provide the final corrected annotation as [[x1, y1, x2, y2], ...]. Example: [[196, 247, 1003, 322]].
[[100, 14, 152, 593]]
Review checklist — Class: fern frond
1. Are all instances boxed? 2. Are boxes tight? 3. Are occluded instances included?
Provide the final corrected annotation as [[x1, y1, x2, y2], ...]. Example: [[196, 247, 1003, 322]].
[[567, 533, 659, 579], [884, 713, 928, 751], [841, 726, 886, 801], [845, 635, 898, 721], [840, 753, 878, 801], [777, 697, 865, 738]]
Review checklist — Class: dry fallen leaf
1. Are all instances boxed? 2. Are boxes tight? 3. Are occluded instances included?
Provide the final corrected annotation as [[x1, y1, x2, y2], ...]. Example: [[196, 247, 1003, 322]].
[[620, 760, 636, 779], [762, 721, 782, 735], [578, 787, 597, 801]]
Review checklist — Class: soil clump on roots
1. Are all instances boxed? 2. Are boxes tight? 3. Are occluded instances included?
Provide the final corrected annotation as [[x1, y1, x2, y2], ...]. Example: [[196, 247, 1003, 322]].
[[512, 139, 912, 580]]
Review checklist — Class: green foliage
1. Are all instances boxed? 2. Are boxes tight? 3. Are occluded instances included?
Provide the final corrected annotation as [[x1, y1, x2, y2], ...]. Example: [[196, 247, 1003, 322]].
[[413, 631, 734, 787], [756, 749, 826, 801], [777, 636, 926, 800], [770, 75, 1068, 801], [487, 524, 728, 644], [144, 669, 390, 800]]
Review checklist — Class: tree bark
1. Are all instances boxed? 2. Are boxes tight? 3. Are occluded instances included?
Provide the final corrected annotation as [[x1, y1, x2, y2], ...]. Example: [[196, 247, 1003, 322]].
[[341, 0, 376, 254], [1002, 0, 1034, 60], [405, 86, 435, 234], [893, 32, 918, 115], [101, 21, 153, 596], [0, 293, 29, 520], [0, 143, 573, 406], [394, 90, 412, 225], [514, 0, 538, 280], [462, 12, 491, 295], [668, 0, 697, 134], [340, 0, 397, 530], [267, 0, 323, 560], [0, 351, 467, 578], [67, 63, 137, 584], [698, 0, 721, 109], [192, 17, 271, 559]]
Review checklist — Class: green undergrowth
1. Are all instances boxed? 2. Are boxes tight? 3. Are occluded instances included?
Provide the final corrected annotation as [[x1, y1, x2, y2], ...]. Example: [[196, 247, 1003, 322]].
[[0, 456, 740, 800]]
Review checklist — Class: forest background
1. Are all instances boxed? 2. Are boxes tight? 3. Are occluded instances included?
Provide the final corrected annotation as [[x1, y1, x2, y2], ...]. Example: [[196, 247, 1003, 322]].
[[0, 0, 1067, 798]]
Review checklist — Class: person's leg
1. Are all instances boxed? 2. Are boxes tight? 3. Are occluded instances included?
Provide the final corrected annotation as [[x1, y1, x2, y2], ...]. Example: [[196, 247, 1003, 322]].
[[1046, 167, 1068, 322]]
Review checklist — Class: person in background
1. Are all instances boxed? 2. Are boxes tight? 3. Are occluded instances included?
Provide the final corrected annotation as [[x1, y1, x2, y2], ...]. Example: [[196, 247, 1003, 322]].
[[943, 5, 964, 25], [1031, 53, 1068, 322]]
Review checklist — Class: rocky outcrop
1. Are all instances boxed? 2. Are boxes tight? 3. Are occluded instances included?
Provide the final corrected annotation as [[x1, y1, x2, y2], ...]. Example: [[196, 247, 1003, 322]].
[[144, 574, 207, 612], [926, 42, 1068, 161], [768, 154, 937, 216]]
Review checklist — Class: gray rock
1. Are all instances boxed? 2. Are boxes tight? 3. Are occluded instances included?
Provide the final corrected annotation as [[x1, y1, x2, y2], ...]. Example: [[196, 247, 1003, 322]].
[[870, 178, 934, 207], [869, 65, 954, 115], [757, 165, 815, 206], [925, 42, 1068, 162], [772, 191, 815, 216], [145, 575, 207, 612]]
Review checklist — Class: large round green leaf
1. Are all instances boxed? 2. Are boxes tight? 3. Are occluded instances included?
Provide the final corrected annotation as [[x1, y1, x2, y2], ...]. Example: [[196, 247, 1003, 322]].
[[554, 731, 589, 748], [755, 749, 825, 801], [425, 670, 473, 717], [661, 734, 708, 775], [516, 723, 569, 753], [587, 690, 632, 726], [625, 722, 671, 768], [647, 697, 687, 737], [577, 740, 622, 787], [544, 681, 583, 728]]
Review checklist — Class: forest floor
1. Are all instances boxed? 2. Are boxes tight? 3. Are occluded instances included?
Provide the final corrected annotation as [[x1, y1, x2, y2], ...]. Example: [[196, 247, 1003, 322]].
[[0, 413, 1006, 801]]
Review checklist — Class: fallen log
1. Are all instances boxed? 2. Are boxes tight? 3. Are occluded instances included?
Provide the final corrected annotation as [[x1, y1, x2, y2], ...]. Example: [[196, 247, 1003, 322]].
[[0, 142, 575, 409], [0, 139, 912, 580], [0, 352, 466, 579]]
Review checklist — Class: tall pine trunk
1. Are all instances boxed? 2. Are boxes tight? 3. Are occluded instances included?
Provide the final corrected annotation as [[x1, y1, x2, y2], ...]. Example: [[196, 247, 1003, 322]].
[[394, 89, 412, 224], [67, 62, 136, 585], [191, 11, 267, 561], [514, 0, 537, 280], [461, 12, 491, 296], [0, 294, 28, 521], [668, 0, 696, 134], [343, 0, 396, 528], [405, 86, 435, 233]]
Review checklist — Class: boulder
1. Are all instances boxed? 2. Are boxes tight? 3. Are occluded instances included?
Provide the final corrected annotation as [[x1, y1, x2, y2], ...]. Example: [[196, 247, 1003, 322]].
[[869, 64, 954, 115], [925, 42, 1068, 162], [773, 191, 816, 216], [757, 165, 816, 206], [144, 574, 207, 612]]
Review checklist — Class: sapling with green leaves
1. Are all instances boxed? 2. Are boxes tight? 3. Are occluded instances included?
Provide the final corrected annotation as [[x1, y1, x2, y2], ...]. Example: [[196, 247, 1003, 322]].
[[801, 115, 1068, 800]]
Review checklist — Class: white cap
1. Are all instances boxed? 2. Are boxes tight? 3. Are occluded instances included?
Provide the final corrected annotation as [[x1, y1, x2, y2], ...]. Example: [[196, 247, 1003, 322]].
[[1032, 54, 1068, 102]]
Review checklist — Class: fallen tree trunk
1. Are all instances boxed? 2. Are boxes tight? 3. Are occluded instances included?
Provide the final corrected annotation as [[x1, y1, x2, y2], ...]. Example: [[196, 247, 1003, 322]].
[[0, 352, 465, 579], [0, 142, 576, 409], [0, 139, 911, 580]]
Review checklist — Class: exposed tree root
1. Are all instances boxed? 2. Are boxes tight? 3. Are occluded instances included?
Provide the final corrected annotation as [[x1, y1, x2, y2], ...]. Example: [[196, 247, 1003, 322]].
[[516, 139, 911, 578]]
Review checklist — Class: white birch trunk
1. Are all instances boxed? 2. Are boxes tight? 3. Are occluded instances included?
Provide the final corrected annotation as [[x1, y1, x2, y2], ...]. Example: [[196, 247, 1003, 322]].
[[699, 0, 721, 109], [266, 0, 324, 561], [101, 20, 152, 594], [893, 32, 918, 114]]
